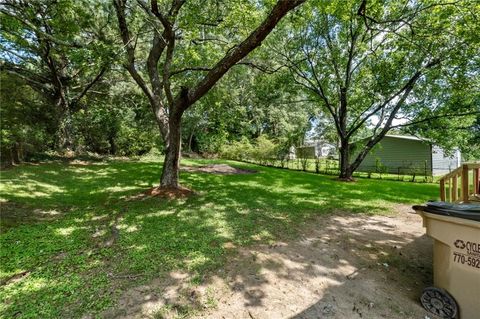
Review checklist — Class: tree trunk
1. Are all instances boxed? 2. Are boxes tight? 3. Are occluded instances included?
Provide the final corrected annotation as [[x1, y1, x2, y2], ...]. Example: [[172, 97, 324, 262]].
[[11, 143, 20, 164], [187, 131, 194, 152], [108, 135, 116, 155], [56, 104, 75, 151], [18, 142, 24, 162], [336, 86, 353, 180], [2, 147, 13, 167], [160, 113, 182, 188], [338, 138, 353, 180]]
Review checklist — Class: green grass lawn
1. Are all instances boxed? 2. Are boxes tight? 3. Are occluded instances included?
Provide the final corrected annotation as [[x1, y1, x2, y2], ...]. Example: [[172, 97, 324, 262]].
[[0, 158, 439, 318]]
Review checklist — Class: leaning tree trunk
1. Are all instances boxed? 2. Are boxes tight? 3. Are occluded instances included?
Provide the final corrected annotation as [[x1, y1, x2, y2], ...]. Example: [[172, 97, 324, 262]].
[[187, 131, 194, 152], [160, 113, 182, 188]]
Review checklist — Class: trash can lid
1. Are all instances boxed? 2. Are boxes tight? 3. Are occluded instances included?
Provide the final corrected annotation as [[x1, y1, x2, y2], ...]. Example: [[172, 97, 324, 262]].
[[413, 201, 480, 222], [427, 201, 480, 212]]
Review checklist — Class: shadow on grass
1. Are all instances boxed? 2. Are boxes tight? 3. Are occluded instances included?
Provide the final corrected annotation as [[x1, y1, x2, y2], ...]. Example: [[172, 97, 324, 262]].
[[0, 160, 438, 318]]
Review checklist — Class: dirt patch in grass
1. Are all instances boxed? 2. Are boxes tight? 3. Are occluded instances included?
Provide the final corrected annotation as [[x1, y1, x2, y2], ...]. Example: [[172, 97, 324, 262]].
[[144, 186, 195, 199], [195, 208, 439, 319], [107, 207, 440, 319], [181, 164, 257, 175]]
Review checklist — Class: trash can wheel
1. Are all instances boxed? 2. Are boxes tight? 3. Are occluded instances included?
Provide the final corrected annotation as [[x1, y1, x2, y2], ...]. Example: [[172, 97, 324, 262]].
[[420, 287, 458, 319]]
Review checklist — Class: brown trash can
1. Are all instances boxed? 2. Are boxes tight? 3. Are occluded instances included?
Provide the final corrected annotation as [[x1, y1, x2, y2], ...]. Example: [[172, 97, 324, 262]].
[[414, 203, 480, 319]]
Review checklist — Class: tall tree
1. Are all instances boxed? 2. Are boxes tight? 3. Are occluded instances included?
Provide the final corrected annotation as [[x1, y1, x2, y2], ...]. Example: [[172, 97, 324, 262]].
[[113, 0, 305, 189], [0, 0, 113, 149], [276, 0, 479, 180]]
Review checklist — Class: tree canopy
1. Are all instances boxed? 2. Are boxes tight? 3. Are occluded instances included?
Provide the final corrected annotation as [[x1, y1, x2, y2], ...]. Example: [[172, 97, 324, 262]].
[[1, 0, 478, 181], [1, 0, 115, 148]]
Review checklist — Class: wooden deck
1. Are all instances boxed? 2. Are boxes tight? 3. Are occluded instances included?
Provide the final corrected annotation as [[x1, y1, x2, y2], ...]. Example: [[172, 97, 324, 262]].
[[439, 162, 480, 203]]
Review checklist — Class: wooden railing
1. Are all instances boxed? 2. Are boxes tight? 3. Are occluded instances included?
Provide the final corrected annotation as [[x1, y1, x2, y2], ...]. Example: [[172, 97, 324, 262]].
[[439, 163, 480, 203]]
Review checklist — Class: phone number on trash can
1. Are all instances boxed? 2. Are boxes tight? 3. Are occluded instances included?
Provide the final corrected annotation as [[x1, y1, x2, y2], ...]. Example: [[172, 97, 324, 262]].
[[453, 252, 480, 268]]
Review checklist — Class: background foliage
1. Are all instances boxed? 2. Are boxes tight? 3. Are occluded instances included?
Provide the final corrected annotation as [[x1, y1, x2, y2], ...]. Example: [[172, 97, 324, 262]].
[[1, 0, 478, 168]]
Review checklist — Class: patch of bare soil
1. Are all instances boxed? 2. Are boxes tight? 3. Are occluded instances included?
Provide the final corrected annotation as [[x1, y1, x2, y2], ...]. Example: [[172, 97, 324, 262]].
[[181, 164, 257, 175], [145, 186, 194, 198], [104, 207, 441, 319]]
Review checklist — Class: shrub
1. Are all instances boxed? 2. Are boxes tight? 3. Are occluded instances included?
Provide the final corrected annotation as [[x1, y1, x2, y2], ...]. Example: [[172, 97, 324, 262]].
[[220, 137, 253, 161], [252, 135, 276, 165]]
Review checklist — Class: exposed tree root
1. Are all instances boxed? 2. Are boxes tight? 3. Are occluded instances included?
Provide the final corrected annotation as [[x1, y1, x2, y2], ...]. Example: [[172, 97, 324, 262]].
[[0, 270, 30, 286]]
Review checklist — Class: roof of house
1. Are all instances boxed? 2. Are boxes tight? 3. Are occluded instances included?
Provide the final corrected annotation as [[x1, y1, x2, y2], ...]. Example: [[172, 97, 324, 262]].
[[351, 134, 429, 145], [304, 139, 336, 147], [383, 134, 425, 141]]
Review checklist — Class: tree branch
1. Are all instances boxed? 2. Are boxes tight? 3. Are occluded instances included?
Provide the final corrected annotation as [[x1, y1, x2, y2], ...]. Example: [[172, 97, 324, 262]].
[[0, 64, 53, 93], [169, 66, 212, 77], [186, 0, 305, 110], [114, 0, 169, 140], [391, 111, 480, 129], [236, 61, 286, 74], [147, 31, 167, 98], [71, 66, 107, 108], [346, 59, 440, 138], [113, 0, 154, 101]]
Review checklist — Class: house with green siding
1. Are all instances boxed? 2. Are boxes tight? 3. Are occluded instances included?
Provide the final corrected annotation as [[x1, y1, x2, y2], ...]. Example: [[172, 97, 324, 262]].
[[354, 135, 461, 176]]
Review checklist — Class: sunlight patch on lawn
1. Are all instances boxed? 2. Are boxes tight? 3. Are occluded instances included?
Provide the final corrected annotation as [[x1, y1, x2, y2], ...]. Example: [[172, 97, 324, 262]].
[[251, 229, 274, 241], [136, 210, 177, 219], [35, 209, 62, 216], [2, 276, 49, 296], [184, 252, 213, 272], [92, 228, 107, 238], [55, 226, 87, 236], [129, 244, 148, 251], [90, 214, 109, 221], [0, 181, 64, 198], [198, 212, 236, 239], [100, 185, 139, 193], [117, 224, 139, 233]]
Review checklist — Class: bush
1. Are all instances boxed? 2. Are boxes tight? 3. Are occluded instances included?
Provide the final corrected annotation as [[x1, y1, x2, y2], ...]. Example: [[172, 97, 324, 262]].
[[115, 125, 155, 156], [196, 132, 228, 155], [221, 135, 289, 166], [252, 135, 277, 165], [221, 137, 253, 161]]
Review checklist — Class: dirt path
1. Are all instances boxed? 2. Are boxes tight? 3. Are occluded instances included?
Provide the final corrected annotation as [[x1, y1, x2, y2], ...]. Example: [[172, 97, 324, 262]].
[[109, 207, 440, 319], [180, 164, 257, 175]]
